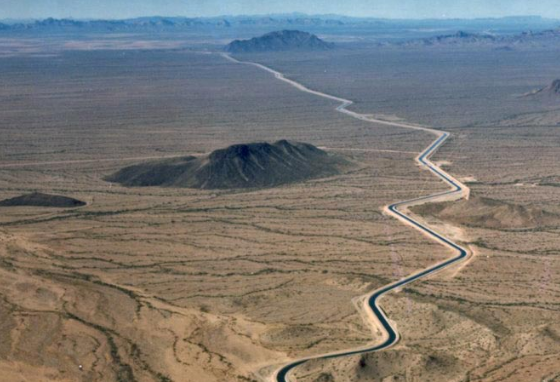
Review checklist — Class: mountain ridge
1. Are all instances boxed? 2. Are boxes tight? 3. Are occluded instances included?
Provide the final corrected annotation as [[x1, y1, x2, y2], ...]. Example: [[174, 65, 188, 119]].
[[391, 27, 560, 47], [0, 15, 557, 33]]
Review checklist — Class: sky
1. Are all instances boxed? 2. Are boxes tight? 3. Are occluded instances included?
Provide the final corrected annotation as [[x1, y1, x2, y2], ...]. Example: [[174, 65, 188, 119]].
[[1, 0, 559, 20]]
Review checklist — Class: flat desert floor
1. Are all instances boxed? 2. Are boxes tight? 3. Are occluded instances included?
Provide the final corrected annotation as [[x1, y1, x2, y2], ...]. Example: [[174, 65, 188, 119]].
[[0, 43, 559, 382]]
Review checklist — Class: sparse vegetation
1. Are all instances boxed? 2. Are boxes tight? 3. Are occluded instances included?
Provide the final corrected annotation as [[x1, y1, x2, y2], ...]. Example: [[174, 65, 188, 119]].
[[0, 19, 558, 382]]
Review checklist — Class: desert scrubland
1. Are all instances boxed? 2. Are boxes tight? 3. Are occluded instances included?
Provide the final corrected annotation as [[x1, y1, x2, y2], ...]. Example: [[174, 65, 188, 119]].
[[249, 46, 560, 381], [0, 34, 559, 382]]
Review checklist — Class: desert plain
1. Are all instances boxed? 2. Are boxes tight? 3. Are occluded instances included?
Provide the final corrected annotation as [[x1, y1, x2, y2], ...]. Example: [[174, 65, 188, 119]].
[[0, 26, 559, 382]]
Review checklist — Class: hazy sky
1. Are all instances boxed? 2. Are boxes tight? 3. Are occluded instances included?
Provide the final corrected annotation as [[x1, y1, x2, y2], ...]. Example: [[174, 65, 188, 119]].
[[1, 0, 559, 20]]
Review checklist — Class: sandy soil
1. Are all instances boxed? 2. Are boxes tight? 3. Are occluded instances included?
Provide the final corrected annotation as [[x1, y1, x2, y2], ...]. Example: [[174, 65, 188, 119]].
[[0, 42, 559, 382], [0, 49, 452, 381]]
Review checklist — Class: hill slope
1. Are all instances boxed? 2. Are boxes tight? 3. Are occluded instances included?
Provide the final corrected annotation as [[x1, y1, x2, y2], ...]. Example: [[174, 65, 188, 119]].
[[0, 192, 86, 208], [411, 196, 558, 229], [525, 79, 560, 99], [107, 140, 349, 190], [225, 30, 334, 53]]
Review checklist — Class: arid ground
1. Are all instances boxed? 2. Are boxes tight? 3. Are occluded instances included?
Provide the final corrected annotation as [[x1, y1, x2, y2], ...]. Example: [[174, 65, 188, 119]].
[[0, 35, 559, 382]]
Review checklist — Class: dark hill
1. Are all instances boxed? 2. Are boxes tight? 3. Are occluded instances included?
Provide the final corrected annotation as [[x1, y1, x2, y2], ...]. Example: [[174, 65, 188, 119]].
[[397, 31, 497, 47], [0, 192, 86, 208], [546, 79, 560, 95], [423, 31, 497, 45], [527, 79, 560, 98], [515, 28, 560, 44], [225, 30, 334, 53], [106, 140, 349, 190]]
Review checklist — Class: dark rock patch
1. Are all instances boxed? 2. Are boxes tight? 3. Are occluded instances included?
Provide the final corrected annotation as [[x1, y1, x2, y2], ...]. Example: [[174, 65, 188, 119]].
[[0, 192, 86, 208]]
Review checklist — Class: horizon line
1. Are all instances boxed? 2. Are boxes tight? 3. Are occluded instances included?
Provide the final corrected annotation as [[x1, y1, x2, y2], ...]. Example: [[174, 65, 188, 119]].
[[1, 13, 557, 23]]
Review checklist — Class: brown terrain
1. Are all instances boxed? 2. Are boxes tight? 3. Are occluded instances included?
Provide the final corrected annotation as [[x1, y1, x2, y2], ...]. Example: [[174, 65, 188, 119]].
[[0, 27, 559, 382], [411, 196, 559, 230]]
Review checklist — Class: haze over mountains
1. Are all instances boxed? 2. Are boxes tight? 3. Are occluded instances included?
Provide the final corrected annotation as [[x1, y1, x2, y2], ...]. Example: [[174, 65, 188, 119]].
[[107, 140, 350, 190], [2, 14, 560, 50], [0, 14, 558, 35], [1, 14, 559, 53], [395, 27, 560, 47]]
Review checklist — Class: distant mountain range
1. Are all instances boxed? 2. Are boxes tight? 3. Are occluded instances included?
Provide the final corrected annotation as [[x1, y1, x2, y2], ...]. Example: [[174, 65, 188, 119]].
[[0, 16, 350, 32], [0, 15, 558, 33], [2, 15, 560, 50], [393, 28, 560, 47], [226, 30, 334, 53], [0, 17, 232, 31]]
